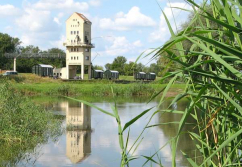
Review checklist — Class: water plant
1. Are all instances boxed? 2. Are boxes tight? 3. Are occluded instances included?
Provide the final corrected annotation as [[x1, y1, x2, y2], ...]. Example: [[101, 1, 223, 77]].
[[151, 0, 242, 166], [0, 82, 63, 166]]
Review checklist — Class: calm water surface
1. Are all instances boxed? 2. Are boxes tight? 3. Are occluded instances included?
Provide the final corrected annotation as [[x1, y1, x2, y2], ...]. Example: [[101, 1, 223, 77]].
[[16, 97, 197, 167]]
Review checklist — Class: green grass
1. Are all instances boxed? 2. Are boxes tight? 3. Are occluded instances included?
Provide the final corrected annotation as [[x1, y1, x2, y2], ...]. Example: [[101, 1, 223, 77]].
[[12, 82, 185, 96], [1, 73, 185, 97], [0, 82, 63, 166]]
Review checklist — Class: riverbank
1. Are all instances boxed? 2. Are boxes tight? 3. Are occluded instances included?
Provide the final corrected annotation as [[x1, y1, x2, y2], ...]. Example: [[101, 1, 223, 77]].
[[1, 73, 185, 96], [0, 83, 63, 166], [13, 82, 185, 96]]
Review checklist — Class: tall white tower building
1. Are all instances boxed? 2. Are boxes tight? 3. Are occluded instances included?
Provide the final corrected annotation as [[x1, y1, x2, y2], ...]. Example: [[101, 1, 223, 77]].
[[54, 12, 94, 79]]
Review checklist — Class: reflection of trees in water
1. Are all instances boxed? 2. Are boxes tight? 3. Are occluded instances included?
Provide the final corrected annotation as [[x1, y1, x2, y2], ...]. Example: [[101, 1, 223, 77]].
[[0, 115, 64, 167], [65, 102, 92, 164], [158, 99, 201, 166]]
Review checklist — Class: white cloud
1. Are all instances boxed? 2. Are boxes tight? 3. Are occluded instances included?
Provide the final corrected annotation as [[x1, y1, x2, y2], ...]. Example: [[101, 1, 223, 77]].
[[89, 0, 101, 7], [30, 0, 89, 11], [11, 0, 91, 50], [104, 36, 143, 56], [12, 0, 90, 50], [54, 17, 61, 25], [149, 2, 192, 43], [4, 26, 13, 33], [15, 9, 55, 32], [99, 6, 156, 31], [50, 35, 66, 49], [90, 36, 155, 66], [133, 40, 143, 47], [0, 4, 21, 17]]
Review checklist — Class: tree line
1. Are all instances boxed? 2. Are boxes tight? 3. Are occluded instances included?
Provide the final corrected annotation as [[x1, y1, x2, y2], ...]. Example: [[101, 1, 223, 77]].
[[0, 32, 170, 76], [99, 56, 163, 76], [0, 33, 65, 73]]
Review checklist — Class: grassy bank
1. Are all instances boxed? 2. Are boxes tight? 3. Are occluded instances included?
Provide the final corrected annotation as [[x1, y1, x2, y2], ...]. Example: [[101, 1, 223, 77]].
[[0, 82, 63, 166], [1, 73, 185, 96], [13, 82, 185, 96]]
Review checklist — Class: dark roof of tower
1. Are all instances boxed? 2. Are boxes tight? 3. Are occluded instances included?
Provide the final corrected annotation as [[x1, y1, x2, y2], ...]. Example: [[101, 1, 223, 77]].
[[75, 12, 91, 23]]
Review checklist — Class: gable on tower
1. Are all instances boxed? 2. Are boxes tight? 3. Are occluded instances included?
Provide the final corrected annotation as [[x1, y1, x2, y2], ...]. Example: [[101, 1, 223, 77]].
[[66, 12, 92, 24]]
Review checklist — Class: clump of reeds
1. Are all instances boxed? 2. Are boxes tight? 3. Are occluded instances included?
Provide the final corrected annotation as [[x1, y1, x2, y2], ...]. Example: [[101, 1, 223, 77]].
[[152, 0, 242, 166], [0, 82, 62, 166]]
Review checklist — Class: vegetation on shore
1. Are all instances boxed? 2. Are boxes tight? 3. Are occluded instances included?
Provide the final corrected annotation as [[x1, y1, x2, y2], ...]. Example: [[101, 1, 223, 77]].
[[0, 82, 63, 166], [0, 73, 185, 96]]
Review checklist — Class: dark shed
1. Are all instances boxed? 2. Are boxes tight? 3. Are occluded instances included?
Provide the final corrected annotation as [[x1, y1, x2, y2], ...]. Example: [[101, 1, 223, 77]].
[[134, 72, 146, 80], [146, 72, 156, 80], [91, 69, 104, 79], [32, 64, 53, 77], [104, 70, 119, 79]]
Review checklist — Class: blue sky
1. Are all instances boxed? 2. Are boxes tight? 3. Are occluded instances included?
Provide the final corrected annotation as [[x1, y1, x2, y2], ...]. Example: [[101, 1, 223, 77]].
[[0, 0, 197, 66]]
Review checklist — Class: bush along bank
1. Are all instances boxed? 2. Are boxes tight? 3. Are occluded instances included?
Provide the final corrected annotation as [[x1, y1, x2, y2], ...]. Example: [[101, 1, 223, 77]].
[[12, 82, 185, 97], [0, 82, 63, 166]]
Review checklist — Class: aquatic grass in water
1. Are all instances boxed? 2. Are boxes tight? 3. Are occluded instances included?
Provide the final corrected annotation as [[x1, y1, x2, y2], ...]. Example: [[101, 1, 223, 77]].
[[0, 82, 63, 166]]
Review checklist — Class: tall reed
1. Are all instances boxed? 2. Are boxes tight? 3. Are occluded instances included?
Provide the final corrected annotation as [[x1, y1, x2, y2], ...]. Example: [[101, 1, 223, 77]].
[[152, 0, 242, 166], [0, 82, 63, 166]]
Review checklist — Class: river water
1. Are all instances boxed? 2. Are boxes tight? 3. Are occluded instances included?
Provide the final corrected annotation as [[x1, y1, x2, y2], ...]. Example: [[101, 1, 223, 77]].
[[15, 96, 197, 167]]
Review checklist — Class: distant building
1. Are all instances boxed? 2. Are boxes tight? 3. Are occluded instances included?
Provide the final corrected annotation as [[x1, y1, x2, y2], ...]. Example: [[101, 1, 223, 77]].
[[32, 64, 53, 77], [54, 12, 94, 79]]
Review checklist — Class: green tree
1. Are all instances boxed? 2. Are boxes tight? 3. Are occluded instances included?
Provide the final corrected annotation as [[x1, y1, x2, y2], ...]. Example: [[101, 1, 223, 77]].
[[0, 33, 21, 70], [15, 45, 41, 73], [47, 48, 66, 68], [111, 56, 127, 75], [124, 62, 135, 76], [16, 46, 66, 73], [105, 63, 112, 70], [93, 65, 104, 70], [21, 45, 40, 54]]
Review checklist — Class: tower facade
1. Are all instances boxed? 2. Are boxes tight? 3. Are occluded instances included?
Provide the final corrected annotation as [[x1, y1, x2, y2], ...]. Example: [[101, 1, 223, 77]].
[[54, 12, 94, 80]]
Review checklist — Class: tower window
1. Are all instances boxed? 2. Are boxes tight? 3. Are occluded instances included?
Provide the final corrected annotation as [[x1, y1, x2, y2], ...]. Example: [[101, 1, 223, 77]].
[[77, 48, 79, 52], [74, 57, 76, 60], [71, 31, 73, 35], [85, 48, 89, 52], [85, 56, 89, 60], [74, 31, 76, 34], [77, 31, 79, 34], [71, 57, 73, 60], [71, 48, 73, 52], [77, 56, 78, 60]]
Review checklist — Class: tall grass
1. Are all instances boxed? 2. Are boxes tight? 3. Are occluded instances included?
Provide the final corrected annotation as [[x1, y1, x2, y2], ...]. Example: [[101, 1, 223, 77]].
[[12, 82, 185, 96], [152, 0, 242, 166], [0, 82, 63, 166]]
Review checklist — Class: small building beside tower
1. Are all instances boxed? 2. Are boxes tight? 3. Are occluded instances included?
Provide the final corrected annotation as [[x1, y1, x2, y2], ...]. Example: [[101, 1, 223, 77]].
[[32, 64, 53, 77], [54, 12, 94, 79]]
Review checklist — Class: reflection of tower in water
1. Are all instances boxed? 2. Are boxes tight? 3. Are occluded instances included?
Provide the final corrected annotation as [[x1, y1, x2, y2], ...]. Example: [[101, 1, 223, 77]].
[[66, 102, 91, 164]]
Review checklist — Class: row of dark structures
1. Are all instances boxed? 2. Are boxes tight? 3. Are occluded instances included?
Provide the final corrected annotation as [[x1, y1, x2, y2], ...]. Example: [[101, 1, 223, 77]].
[[32, 64, 156, 80], [92, 70, 156, 80]]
